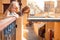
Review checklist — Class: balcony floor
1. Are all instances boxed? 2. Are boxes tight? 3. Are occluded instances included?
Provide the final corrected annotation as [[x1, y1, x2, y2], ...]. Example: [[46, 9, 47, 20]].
[[24, 26, 39, 40]]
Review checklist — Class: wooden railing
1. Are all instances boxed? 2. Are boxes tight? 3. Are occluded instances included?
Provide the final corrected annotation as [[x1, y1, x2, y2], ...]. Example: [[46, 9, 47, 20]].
[[0, 17, 17, 40]]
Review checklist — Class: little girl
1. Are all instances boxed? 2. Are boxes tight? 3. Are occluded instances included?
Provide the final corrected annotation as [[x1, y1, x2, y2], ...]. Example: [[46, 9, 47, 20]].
[[5, 1, 20, 18]]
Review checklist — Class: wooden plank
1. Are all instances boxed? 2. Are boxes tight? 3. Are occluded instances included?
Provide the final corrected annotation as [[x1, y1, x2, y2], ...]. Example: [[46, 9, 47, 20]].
[[0, 17, 16, 31], [0, 0, 3, 13], [3, 0, 10, 4], [16, 17, 21, 40], [45, 22, 54, 40], [0, 31, 2, 40], [2, 31, 5, 40], [33, 22, 45, 36], [54, 22, 60, 40], [23, 13, 29, 29]]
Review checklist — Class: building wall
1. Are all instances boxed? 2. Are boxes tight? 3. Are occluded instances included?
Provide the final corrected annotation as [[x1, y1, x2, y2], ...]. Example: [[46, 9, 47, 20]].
[[44, 1, 54, 12]]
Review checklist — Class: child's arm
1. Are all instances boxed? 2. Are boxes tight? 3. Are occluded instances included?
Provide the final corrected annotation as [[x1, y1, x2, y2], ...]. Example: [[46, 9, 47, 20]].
[[13, 13, 19, 18]]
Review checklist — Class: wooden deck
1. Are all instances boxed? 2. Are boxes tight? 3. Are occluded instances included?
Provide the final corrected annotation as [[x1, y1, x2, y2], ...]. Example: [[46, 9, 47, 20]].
[[23, 26, 39, 40]]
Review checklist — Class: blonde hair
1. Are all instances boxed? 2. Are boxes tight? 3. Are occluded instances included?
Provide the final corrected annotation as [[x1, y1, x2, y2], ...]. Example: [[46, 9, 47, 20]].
[[5, 1, 20, 15], [12, 1, 20, 12]]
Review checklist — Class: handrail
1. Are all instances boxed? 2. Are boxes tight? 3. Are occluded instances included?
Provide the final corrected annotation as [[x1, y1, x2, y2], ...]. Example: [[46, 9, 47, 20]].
[[0, 17, 16, 31]]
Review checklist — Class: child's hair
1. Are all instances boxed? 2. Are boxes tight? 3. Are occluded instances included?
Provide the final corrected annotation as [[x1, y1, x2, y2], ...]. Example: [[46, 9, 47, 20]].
[[5, 1, 20, 15]]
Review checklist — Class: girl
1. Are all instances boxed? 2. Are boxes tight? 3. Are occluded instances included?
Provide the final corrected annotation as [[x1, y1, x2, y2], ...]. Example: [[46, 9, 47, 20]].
[[5, 1, 20, 18]]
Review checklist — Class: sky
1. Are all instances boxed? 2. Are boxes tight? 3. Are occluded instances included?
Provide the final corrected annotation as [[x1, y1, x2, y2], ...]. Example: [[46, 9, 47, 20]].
[[27, 0, 57, 11]]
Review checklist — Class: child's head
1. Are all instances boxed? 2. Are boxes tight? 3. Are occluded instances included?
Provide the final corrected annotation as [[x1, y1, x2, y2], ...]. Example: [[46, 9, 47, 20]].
[[8, 1, 20, 13]]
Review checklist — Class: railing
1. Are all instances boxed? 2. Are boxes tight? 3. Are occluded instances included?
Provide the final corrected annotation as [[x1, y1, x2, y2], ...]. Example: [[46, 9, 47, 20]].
[[0, 17, 16, 40]]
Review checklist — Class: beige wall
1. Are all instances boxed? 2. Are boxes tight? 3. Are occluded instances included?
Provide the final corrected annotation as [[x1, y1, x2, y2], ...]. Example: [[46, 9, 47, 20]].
[[22, 0, 27, 8]]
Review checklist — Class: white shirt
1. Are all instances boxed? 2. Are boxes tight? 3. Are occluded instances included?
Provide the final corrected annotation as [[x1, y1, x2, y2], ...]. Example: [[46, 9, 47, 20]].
[[7, 11, 19, 18]]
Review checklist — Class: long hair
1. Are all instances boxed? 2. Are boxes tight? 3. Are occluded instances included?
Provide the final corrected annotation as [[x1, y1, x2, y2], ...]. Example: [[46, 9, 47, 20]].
[[4, 1, 20, 15]]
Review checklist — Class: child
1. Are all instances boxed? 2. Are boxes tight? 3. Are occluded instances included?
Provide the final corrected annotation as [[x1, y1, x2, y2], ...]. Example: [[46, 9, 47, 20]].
[[5, 1, 20, 18]]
